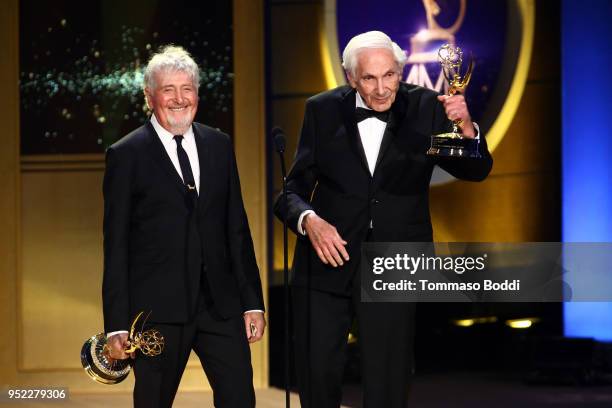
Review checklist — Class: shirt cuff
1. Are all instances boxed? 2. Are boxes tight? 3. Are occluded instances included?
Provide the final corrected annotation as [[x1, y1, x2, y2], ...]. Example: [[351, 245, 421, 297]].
[[244, 310, 264, 314], [473, 122, 481, 139], [297, 210, 316, 235], [106, 330, 129, 338]]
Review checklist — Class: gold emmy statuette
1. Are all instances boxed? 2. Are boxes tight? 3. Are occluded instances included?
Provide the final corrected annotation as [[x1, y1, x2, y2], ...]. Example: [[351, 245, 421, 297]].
[[426, 43, 481, 158], [80, 311, 165, 385]]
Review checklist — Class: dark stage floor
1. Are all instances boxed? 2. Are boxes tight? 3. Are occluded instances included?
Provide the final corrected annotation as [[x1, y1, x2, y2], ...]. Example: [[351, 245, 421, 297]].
[[338, 370, 612, 407]]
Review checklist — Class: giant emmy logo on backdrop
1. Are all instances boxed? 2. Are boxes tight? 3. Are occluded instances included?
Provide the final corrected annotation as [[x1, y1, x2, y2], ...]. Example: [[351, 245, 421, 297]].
[[324, 0, 534, 184], [405, 0, 467, 93]]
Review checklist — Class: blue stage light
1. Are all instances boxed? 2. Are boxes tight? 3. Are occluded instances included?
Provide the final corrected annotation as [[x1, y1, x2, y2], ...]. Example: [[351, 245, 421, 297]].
[[562, 0, 612, 341]]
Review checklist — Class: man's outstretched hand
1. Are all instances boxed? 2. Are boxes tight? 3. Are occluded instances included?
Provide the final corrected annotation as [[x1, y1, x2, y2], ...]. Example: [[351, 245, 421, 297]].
[[303, 213, 350, 267]]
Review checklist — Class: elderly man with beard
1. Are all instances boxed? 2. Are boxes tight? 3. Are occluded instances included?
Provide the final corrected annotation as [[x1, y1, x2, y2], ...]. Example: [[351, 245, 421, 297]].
[[274, 31, 492, 407], [102, 45, 265, 408]]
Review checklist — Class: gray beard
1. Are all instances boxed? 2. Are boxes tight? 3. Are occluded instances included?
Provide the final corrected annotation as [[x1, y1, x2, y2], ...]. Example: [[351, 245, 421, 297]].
[[166, 115, 192, 135]]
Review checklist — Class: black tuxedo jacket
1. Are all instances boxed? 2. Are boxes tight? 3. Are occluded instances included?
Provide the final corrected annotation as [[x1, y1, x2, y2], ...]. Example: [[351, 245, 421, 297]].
[[102, 121, 264, 333], [274, 83, 493, 295]]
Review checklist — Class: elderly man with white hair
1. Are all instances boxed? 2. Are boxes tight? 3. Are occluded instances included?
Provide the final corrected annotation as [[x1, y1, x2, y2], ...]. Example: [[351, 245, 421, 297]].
[[103, 45, 265, 407], [274, 31, 492, 407]]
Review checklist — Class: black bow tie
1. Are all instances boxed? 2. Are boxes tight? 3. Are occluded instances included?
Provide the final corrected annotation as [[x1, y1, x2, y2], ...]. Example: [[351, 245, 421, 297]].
[[355, 107, 390, 123]]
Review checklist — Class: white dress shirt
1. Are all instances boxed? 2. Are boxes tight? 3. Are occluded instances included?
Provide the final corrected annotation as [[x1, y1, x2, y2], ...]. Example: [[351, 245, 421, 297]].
[[355, 92, 387, 176], [151, 114, 200, 193]]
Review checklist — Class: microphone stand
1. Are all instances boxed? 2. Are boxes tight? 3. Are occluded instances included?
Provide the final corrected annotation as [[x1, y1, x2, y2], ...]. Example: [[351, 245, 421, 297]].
[[273, 128, 290, 408]]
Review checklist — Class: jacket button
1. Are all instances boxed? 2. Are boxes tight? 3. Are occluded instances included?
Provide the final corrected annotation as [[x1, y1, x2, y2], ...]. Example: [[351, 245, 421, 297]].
[[371, 198, 379, 204]]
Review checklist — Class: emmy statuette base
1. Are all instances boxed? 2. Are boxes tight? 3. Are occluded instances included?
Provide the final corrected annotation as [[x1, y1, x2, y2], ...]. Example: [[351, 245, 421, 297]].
[[427, 133, 481, 158]]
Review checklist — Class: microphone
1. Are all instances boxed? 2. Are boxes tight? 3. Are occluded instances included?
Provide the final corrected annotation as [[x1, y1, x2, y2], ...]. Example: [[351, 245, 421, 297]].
[[272, 126, 287, 178], [272, 126, 286, 154]]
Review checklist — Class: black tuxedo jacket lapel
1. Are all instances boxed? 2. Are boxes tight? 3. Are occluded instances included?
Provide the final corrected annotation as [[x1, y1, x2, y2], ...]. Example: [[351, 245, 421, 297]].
[[374, 87, 409, 174], [340, 88, 371, 177], [371, 88, 412, 193], [144, 121, 187, 198], [194, 125, 213, 212]]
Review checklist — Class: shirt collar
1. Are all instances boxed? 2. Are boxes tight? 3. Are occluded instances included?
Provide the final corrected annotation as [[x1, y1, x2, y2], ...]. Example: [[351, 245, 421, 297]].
[[150, 114, 195, 146], [355, 91, 371, 110]]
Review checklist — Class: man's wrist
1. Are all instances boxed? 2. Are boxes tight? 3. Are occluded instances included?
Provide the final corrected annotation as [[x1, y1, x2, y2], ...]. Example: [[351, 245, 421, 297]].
[[302, 213, 312, 228], [472, 122, 480, 139], [106, 330, 129, 338], [297, 210, 315, 235], [244, 309, 264, 314], [461, 120, 475, 137]]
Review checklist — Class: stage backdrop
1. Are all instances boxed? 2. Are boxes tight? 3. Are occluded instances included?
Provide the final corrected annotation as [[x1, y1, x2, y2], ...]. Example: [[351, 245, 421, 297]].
[[0, 0, 268, 393]]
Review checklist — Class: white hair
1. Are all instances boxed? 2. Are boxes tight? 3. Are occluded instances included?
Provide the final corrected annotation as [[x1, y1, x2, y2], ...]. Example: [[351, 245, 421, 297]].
[[341, 31, 407, 76], [143, 45, 200, 91]]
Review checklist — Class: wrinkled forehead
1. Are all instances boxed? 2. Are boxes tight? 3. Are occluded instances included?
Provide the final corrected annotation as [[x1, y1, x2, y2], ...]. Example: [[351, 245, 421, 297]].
[[153, 68, 198, 87], [355, 48, 399, 74]]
